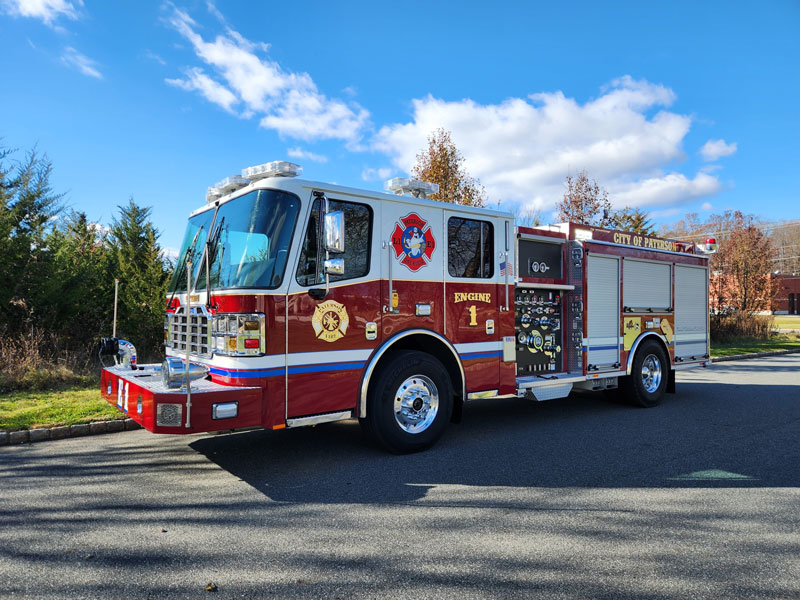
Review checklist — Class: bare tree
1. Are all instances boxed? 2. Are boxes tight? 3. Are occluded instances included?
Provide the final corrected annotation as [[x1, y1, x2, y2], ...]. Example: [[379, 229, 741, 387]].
[[769, 219, 800, 274], [512, 205, 541, 228], [556, 170, 612, 226]]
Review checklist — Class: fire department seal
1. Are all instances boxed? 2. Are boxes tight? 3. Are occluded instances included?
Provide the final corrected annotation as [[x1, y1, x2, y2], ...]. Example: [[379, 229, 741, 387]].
[[391, 212, 435, 272], [312, 300, 349, 343]]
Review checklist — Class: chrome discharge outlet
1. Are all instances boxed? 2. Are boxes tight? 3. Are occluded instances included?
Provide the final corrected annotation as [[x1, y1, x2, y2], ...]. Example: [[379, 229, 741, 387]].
[[161, 356, 210, 390]]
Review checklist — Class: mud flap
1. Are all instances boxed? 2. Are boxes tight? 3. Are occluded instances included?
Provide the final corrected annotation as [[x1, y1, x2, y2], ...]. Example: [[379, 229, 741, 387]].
[[667, 368, 676, 394]]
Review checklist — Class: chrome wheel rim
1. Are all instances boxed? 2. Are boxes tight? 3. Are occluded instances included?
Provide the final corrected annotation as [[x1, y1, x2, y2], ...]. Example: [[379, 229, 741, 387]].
[[393, 375, 439, 434], [641, 354, 662, 393]]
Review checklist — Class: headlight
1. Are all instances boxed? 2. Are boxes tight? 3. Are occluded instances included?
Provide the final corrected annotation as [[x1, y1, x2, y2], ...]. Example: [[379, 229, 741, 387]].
[[210, 313, 265, 356]]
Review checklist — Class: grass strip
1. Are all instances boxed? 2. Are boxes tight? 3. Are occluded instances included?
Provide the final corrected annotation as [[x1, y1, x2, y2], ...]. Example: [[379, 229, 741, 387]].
[[711, 333, 800, 358], [771, 315, 800, 330], [0, 386, 122, 432]]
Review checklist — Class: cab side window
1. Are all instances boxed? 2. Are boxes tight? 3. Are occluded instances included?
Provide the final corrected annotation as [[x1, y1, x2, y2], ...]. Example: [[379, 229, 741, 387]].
[[296, 197, 372, 286], [448, 217, 494, 278]]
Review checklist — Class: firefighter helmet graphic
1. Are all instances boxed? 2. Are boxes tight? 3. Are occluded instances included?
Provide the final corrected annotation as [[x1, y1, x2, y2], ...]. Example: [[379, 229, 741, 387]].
[[312, 300, 349, 342], [391, 212, 435, 271]]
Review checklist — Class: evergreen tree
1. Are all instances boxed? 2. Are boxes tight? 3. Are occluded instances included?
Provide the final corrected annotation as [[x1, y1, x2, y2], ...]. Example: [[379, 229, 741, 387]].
[[108, 199, 170, 360], [0, 146, 63, 333], [607, 206, 655, 234], [38, 212, 113, 348]]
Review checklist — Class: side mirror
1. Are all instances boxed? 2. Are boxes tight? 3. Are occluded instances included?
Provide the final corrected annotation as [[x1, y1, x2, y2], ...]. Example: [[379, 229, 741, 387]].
[[324, 210, 345, 254], [324, 258, 345, 276]]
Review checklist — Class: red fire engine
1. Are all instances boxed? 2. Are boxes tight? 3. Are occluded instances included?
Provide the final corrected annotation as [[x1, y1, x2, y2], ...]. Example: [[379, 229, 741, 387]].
[[100, 161, 712, 453]]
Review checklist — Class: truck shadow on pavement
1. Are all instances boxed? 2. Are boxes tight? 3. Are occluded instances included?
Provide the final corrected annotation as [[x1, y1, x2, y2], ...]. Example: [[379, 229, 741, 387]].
[[190, 379, 800, 504]]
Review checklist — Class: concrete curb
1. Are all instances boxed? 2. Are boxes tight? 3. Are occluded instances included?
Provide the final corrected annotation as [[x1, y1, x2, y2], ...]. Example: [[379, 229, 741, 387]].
[[711, 348, 800, 363], [0, 418, 141, 446]]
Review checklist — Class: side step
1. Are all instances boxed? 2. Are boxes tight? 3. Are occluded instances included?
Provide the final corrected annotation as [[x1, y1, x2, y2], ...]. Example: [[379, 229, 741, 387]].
[[516, 373, 584, 401]]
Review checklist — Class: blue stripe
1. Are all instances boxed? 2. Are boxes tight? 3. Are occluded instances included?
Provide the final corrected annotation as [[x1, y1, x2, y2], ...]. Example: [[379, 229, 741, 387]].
[[584, 344, 621, 351], [209, 360, 366, 379], [460, 350, 503, 361], [289, 361, 365, 375], [209, 367, 283, 378]]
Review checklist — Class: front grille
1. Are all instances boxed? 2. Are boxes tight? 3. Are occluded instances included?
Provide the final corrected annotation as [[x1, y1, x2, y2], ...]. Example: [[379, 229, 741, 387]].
[[167, 309, 210, 357]]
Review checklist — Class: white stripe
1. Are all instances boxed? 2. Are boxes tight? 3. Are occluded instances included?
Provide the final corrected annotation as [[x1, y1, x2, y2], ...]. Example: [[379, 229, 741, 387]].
[[454, 341, 503, 353], [583, 337, 622, 346], [287, 349, 373, 366], [200, 354, 284, 370], [193, 348, 374, 370], [674, 333, 707, 342]]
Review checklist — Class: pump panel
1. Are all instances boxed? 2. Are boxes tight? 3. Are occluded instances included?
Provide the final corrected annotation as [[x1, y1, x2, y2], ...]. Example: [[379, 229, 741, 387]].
[[514, 287, 564, 375]]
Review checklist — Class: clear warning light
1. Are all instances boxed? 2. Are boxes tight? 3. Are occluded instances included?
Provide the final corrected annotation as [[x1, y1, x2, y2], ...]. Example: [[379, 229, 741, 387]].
[[385, 177, 439, 199], [242, 161, 301, 181]]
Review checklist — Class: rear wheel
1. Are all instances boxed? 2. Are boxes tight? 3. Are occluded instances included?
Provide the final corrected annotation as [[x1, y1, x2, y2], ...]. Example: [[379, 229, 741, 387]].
[[620, 339, 668, 407], [366, 350, 453, 454]]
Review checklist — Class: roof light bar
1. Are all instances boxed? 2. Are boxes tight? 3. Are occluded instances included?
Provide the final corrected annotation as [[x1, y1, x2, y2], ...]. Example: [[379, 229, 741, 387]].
[[206, 187, 223, 203], [214, 174, 250, 196], [385, 177, 439, 199], [242, 161, 302, 181]]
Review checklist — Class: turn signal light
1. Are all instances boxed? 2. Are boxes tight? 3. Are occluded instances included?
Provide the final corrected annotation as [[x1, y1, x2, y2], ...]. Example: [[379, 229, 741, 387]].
[[210, 313, 265, 356]]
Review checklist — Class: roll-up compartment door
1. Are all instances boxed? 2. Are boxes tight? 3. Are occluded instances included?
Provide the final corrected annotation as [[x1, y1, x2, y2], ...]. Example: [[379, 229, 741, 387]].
[[623, 259, 671, 310], [674, 265, 708, 358], [586, 254, 620, 369]]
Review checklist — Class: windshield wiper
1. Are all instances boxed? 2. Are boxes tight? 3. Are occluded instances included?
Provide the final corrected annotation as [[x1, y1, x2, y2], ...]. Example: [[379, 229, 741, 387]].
[[201, 215, 225, 308], [166, 226, 203, 312]]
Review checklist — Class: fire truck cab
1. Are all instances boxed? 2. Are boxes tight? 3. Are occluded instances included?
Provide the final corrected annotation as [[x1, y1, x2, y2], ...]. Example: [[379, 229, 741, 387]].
[[101, 161, 711, 453]]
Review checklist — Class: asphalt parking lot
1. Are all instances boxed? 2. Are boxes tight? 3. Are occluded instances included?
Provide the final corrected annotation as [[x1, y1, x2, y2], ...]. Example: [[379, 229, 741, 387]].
[[1, 354, 799, 599]]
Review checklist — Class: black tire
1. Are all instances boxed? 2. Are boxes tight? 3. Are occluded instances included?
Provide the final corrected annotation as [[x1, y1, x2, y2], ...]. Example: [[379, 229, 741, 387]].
[[366, 350, 453, 454], [620, 339, 668, 408]]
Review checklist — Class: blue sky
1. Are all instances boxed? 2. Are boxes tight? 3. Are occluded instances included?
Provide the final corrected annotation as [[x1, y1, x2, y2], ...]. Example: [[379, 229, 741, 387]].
[[1, 0, 798, 255]]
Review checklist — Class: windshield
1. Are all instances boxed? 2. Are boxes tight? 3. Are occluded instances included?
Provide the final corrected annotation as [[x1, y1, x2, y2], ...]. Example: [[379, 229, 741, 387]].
[[168, 189, 300, 292]]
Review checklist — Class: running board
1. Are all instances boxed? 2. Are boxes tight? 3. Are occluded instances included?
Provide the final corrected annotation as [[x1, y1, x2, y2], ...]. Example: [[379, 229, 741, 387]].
[[286, 410, 353, 428]]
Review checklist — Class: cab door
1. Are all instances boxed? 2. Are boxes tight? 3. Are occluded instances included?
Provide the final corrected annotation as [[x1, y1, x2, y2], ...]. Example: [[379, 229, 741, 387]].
[[380, 202, 444, 340], [444, 212, 502, 393], [284, 191, 381, 419]]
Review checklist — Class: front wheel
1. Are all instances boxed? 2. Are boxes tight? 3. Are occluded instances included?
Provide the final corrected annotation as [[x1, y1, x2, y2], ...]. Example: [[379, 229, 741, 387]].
[[366, 350, 453, 454], [620, 339, 669, 407]]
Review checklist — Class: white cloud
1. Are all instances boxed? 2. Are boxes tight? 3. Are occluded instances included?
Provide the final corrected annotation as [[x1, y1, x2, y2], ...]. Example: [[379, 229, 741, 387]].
[[611, 172, 722, 208], [60, 46, 101, 78], [1, 0, 81, 26], [144, 49, 166, 65], [287, 147, 328, 163], [167, 67, 237, 113], [699, 138, 737, 161], [361, 167, 393, 181], [374, 76, 723, 212], [701, 202, 713, 211], [165, 6, 369, 142]]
